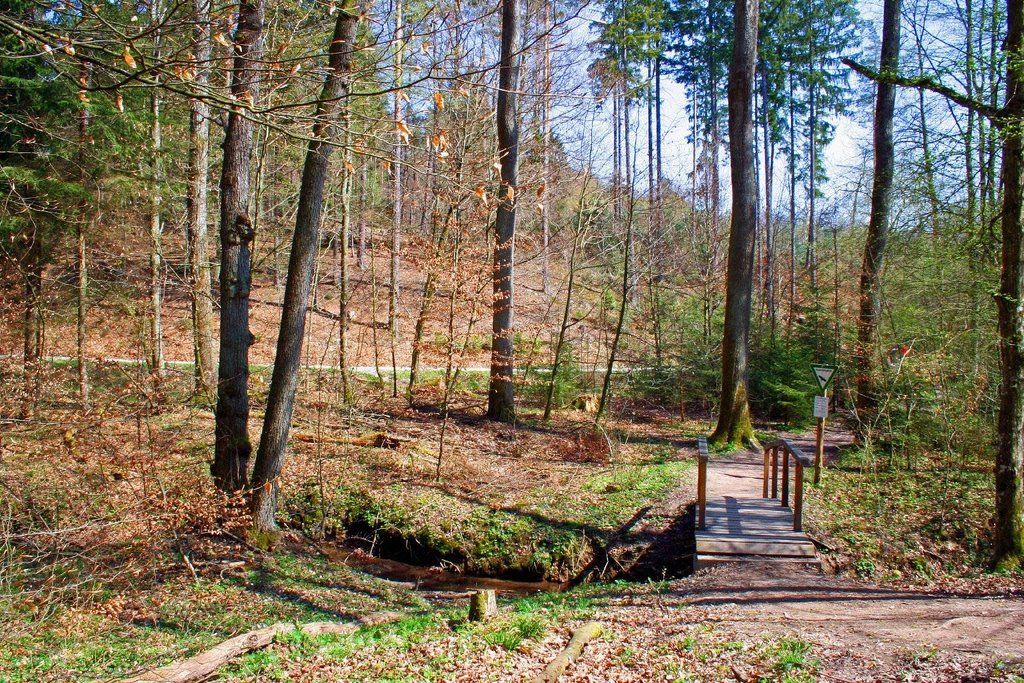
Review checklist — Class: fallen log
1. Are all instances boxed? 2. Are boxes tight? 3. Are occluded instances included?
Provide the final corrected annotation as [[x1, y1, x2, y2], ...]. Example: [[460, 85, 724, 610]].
[[122, 612, 400, 683], [529, 621, 603, 683]]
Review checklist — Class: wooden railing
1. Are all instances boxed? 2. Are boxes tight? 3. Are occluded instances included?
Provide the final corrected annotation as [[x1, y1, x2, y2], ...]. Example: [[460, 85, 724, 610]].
[[762, 439, 814, 532], [696, 436, 709, 530]]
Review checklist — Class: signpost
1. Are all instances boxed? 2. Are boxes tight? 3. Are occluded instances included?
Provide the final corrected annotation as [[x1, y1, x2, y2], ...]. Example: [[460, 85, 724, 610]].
[[810, 365, 837, 484]]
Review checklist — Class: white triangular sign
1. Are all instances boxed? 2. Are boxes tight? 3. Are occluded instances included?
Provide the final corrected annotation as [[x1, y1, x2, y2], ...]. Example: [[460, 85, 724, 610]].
[[812, 365, 836, 391]]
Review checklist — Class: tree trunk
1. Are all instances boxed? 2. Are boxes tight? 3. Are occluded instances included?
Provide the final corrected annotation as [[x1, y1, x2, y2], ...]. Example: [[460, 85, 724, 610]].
[[250, 2, 360, 534], [390, 0, 404, 398], [338, 113, 353, 403], [994, 0, 1024, 570], [77, 62, 90, 410], [358, 161, 368, 270], [761, 65, 776, 338], [710, 0, 759, 447], [541, 0, 552, 296], [213, 0, 264, 493], [624, 93, 638, 304], [788, 74, 797, 329], [486, 0, 522, 423], [21, 233, 43, 419], [148, 5, 164, 380], [188, 0, 216, 396], [806, 81, 817, 290], [855, 0, 900, 415], [966, 0, 977, 232]]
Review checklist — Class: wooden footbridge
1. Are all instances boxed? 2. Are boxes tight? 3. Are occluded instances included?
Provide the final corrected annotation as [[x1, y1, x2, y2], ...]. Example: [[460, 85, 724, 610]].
[[694, 437, 820, 570]]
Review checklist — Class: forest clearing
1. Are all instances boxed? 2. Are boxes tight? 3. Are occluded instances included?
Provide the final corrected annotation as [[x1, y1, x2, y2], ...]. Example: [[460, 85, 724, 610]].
[[3, 0, 1024, 677]]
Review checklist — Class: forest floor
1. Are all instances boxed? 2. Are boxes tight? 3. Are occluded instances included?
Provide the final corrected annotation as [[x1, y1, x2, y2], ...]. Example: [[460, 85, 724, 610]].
[[2, 393, 1024, 679], [207, 561, 1024, 682], [2, 358, 1023, 681]]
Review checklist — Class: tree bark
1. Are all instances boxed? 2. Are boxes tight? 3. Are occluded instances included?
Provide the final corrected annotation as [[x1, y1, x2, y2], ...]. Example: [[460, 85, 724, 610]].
[[761, 65, 776, 338], [213, 0, 264, 493], [338, 112, 353, 404], [710, 0, 759, 447], [529, 622, 602, 683], [390, 0, 404, 398], [148, 2, 164, 380], [21, 233, 43, 419], [486, 0, 522, 423], [541, 0, 552, 297], [77, 62, 90, 410], [855, 0, 900, 415], [994, 0, 1024, 570], [250, 3, 360, 534], [188, 0, 216, 396]]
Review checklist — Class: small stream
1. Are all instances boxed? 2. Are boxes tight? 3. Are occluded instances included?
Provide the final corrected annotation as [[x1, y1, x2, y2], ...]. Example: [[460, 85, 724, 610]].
[[324, 543, 570, 595]]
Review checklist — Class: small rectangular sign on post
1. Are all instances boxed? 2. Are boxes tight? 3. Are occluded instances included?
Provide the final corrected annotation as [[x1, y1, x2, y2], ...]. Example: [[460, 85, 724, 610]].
[[813, 394, 829, 419], [811, 364, 837, 391]]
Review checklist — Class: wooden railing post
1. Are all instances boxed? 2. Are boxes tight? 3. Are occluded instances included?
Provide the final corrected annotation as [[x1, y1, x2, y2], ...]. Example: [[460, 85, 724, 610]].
[[794, 460, 804, 531], [781, 448, 790, 508], [762, 446, 770, 498], [697, 437, 708, 530], [771, 447, 779, 498]]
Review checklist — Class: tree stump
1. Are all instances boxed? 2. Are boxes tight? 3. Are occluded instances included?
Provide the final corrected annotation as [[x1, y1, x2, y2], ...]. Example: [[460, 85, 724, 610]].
[[468, 589, 497, 621]]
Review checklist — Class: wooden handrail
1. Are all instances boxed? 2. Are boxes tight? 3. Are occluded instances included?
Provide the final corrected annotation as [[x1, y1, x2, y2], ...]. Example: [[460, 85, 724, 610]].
[[761, 439, 812, 532], [697, 436, 709, 530]]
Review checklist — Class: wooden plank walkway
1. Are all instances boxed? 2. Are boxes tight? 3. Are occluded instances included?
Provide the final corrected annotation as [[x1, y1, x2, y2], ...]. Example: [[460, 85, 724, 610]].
[[695, 441, 820, 571]]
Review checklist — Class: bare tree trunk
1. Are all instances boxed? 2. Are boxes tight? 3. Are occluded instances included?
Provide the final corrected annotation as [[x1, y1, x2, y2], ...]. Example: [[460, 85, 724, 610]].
[[613, 90, 620, 223], [966, 0, 977, 231], [788, 74, 797, 329], [710, 0, 758, 447], [994, 0, 1024, 571], [77, 62, 90, 409], [646, 58, 655, 279], [250, 2, 360, 534], [188, 0, 216, 395], [761, 66, 776, 339], [390, 0, 404, 398], [806, 81, 817, 290], [917, 68, 940, 237], [855, 0, 900, 415], [541, 0, 552, 296], [486, 0, 522, 424], [77, 223, 89, 406], [21, 233, 43, 419], [338, 113, 353, 403], [655, 56, 663, 227], [357, 162, 368, 270], [213, 0, 264, 493], [148, 2, 164, 379]]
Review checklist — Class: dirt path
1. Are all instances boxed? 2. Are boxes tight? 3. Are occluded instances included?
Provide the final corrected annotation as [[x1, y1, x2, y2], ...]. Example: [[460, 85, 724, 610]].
[[519, 562, 1024, 682], [684, 562, 1024, 673]]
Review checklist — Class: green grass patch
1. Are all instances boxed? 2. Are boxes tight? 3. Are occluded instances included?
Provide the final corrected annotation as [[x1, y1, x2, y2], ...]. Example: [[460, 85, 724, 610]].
[[0, 551, 428, 682], [806, 445, 998, 580]]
